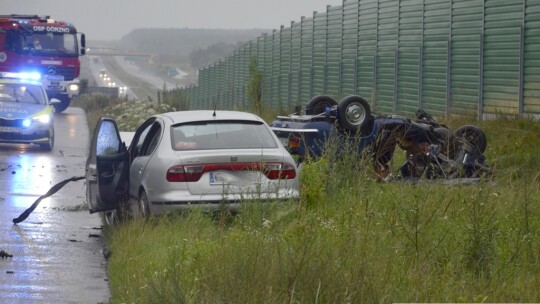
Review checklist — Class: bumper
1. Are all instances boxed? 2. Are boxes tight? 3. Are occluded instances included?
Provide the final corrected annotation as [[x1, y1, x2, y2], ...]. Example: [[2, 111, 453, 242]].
[[141, 189, 300, 214], [44, 79, 80, 98], [0, 128, 52, 145]]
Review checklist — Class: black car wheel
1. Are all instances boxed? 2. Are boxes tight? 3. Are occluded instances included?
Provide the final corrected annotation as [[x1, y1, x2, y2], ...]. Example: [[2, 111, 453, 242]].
[[304, 95, 338, 115], [454, 125, 487, 154], [39, 127, 54, 151], [52, 95, 70, 113], [105, 199, 131, 225], [337, 95, 371, 133]]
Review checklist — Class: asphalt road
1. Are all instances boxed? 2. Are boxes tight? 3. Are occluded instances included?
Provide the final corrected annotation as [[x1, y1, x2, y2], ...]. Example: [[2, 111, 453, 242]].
[[0, 108, 110, 303]]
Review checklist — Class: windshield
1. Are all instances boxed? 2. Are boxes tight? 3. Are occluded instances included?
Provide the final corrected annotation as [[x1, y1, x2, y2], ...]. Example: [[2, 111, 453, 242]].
[[5, 29, 78, 57], [171, 120, 278, 151], [0, 83, 47, 104]]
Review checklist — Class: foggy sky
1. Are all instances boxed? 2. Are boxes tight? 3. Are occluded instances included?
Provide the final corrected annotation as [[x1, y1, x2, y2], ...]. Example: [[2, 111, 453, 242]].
[[1, 0, 345, 41]]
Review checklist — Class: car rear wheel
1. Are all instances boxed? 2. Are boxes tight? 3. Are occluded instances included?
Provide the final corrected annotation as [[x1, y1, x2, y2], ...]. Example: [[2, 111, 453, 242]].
[[337, 95, 371, 133], [304, 95, 338, 115], [454, 125, 487, 154], [138, 190, 151, 219], [39, 128, 54, 151]]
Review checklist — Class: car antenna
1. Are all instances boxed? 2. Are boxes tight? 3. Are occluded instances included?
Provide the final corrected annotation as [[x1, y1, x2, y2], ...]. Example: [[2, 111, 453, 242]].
[[212, 102, 217, 117]]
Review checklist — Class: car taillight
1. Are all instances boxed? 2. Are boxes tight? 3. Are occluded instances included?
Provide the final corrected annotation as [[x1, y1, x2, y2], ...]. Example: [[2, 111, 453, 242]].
[[166, 162, 297, 182], [263, 162, 297, 180], [166, 165, 204, 182], [289, 137, 300, 149]]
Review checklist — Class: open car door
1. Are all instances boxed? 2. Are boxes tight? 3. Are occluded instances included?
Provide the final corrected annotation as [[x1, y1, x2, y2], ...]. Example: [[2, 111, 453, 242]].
[[85, 117, 130, 213]]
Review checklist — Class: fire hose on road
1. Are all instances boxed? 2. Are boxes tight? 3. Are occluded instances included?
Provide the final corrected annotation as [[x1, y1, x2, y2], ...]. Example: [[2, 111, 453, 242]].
[[12, 176, 85, 224]]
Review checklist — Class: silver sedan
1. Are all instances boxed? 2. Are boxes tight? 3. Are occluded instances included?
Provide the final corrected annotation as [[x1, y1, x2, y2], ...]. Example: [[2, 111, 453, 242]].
[[85, 110, 300, 221]]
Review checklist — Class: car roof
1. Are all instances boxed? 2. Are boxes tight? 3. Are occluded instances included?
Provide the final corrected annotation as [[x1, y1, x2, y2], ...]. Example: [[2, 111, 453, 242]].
[[158, 110, 266, 124]]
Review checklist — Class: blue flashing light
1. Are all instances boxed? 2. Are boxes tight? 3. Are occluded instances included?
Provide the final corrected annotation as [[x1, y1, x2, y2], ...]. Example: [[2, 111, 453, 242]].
[[22, 118, 32, 128], [19, 72, 42, 81], [0, 71, 41, 81]]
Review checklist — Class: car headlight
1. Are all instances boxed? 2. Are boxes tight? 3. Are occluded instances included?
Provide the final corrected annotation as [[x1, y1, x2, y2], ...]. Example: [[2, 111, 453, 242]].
[[68, 84, 79, 91], [33, 114, 51, 124]]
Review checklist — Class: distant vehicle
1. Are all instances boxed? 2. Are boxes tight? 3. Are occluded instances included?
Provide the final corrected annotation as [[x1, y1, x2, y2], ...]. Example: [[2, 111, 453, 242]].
[[0, 71, 58, 151], [0, 14, 86, 113], [99, 69, 107, 79], [86, 110, 300, 223], [271, 95, 490, 180]]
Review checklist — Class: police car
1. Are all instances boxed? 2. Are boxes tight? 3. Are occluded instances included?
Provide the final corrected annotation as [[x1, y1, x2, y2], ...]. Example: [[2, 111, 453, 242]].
[[0, 72, 58, 151]]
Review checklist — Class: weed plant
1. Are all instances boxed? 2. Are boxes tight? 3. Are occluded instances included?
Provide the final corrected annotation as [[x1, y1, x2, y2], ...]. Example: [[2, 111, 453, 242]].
[[101, 113, 539, 303]]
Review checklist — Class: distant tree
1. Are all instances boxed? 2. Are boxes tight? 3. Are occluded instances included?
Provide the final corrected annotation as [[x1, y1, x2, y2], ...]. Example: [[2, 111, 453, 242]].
[[188, 42, 245, 69], [121, 28, 268, 56]]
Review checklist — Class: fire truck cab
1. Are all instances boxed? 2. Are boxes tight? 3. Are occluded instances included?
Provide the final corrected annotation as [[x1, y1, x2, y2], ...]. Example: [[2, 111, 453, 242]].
[[0, 14, 86, 113]]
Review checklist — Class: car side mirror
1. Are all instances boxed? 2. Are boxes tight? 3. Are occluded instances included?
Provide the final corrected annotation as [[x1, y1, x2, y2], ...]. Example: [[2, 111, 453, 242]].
[[49, 98, 61, 105], [80, 33, 86, 55]]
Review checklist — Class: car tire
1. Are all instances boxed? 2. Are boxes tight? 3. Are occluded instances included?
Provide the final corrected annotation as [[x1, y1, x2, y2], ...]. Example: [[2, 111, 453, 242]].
[[337, 95, 371, 133], [138, 190, 151, 219], [52, 95, 70, 113], [104, 210, 118, 226], [104, 199, 131, 225], [454, 125, 487, 154], [39, 128, 54, 151], [304, 95, 338, 115]]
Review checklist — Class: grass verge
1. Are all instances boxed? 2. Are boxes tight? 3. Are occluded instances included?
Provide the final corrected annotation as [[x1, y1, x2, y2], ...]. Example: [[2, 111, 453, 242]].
[[77, 97, 540, 303]]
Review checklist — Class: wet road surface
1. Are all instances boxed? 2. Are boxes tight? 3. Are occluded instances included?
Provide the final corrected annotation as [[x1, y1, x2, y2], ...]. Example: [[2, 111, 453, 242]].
[[0, 108, 110, 303]]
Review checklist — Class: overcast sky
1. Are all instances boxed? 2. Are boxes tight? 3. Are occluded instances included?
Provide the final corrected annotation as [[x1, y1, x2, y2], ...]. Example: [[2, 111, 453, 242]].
[[1, 0, 345, 40]]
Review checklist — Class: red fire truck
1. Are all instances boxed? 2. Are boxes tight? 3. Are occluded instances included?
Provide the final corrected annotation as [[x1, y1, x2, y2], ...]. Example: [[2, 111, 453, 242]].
[[0, 14, 86, 112]]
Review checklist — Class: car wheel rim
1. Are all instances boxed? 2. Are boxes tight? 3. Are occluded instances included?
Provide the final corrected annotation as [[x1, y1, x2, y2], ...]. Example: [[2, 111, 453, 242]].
[[346, 103, 366, 126], [140, 200, 146, 216], [140, 194, 148, 217]]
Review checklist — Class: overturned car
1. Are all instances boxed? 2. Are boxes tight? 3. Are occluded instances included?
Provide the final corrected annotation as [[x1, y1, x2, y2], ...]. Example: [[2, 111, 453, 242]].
[[270, 95, 490, 180]]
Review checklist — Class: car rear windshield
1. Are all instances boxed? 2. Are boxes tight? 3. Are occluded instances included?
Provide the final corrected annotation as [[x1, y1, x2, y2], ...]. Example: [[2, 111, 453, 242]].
[[171, 120, 278, 151]]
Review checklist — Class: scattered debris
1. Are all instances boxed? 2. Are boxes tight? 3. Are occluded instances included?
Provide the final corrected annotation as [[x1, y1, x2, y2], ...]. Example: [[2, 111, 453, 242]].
[[102, 248, 112, 260], [50, 203, 89, 212], [68, 239, 81, 243], [12, 176, 85, 224], [6, 271, 14, 274], [0, 250, 13, 258], [88, 234, 101, 238]]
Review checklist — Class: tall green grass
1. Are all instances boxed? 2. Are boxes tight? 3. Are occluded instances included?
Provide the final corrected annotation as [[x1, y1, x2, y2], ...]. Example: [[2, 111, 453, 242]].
[[103, 116, 540, 303]]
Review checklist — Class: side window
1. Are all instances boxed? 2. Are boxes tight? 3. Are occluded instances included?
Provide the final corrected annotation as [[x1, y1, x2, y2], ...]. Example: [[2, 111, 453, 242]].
[[5, 30, 22, 52], [130, 121, 154, 160], [140, 123, 162, 156], [96, 120, 120, 157]]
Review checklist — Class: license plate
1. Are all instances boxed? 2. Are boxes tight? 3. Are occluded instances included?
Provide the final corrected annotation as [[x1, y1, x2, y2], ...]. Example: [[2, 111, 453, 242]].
[[209, 172, 225, 185], [48, 81, 60, 88], [0, 126, 22, 133], [46, 75, 64, 81]]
